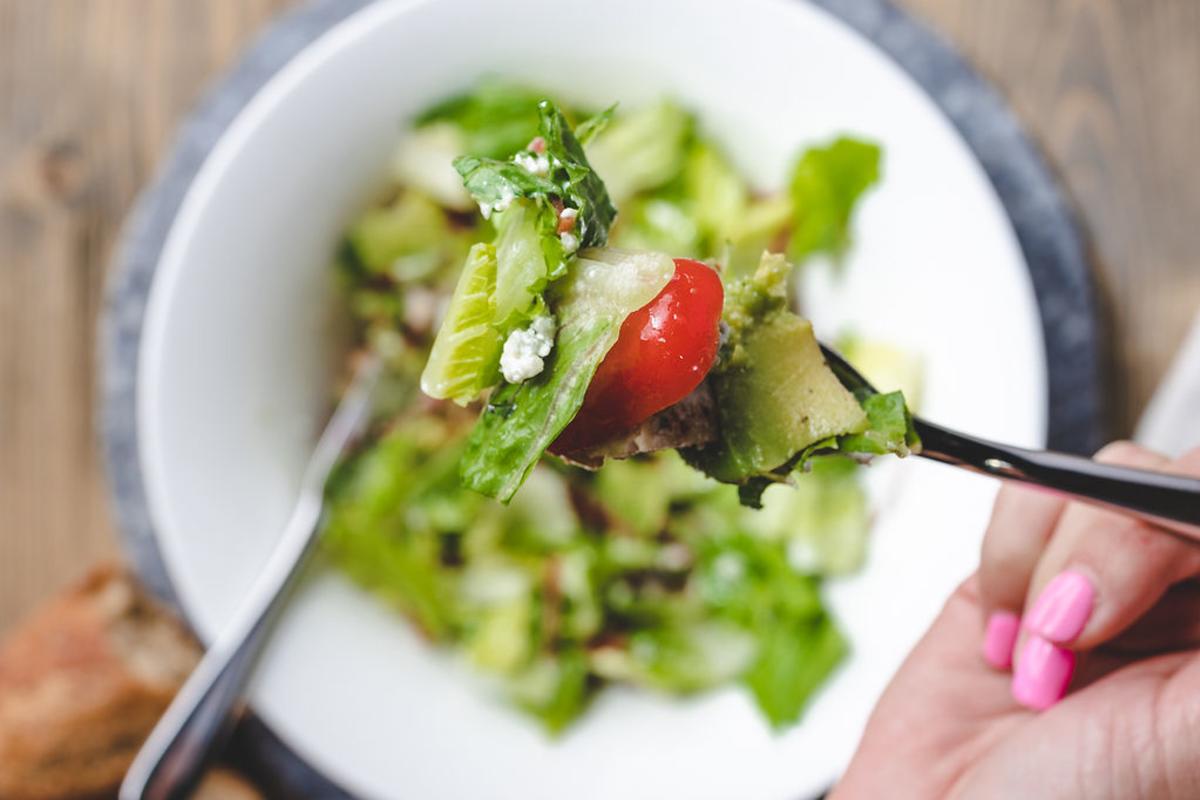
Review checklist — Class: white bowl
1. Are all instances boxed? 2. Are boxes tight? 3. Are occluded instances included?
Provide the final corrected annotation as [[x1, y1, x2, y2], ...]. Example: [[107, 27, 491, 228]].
[[127, 0, 1050, 797]]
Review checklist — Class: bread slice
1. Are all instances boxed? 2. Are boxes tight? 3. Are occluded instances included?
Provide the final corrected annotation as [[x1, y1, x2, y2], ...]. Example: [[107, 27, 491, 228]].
[[0, 563, 202, 799]]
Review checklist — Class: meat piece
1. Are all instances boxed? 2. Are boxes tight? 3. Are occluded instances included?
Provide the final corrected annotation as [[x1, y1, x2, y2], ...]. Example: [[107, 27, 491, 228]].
[[557, 381, 719, 468]]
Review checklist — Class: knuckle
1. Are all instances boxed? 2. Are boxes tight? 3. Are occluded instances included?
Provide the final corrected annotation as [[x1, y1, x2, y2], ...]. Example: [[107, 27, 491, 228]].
[[1094, 440, 1160, 467], [1171, 446, 1200, 477]]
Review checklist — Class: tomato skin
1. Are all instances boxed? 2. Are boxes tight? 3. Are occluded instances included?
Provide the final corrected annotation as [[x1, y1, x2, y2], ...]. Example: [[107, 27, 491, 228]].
[[553, 258, 724, 453]]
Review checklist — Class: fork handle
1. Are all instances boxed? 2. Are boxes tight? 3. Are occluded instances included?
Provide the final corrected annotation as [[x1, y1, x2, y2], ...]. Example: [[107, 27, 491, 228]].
[[912, 418, 1200, 537]]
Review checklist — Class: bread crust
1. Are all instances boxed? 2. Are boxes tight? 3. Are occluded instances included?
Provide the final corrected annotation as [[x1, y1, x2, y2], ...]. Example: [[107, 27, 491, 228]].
[[0, 564, 200, 800]]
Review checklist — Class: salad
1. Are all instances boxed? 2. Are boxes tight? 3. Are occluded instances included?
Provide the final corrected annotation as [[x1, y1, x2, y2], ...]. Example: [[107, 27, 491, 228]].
[[325, 83, 918, 733]]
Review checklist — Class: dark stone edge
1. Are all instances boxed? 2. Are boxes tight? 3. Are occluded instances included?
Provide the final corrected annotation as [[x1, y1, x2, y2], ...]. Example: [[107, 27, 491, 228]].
[[98, 0, 1106, 797], [811, 0, 1107, 454]]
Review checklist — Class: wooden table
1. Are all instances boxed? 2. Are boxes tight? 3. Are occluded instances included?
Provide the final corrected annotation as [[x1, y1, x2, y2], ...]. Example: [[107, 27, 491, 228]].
[[2, 0, 1197, 632]]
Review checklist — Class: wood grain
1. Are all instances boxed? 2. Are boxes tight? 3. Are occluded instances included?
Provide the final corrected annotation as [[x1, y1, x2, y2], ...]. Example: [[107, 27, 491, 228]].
[[901, 0, 1200, 430], [0, 0, 296, 631], [1, 0, 1198, 630]]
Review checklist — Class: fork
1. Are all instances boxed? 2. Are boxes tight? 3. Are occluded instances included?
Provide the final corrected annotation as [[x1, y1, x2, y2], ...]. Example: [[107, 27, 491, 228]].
[[119, 354, 382, 800], [819, 344, 1200, 537]]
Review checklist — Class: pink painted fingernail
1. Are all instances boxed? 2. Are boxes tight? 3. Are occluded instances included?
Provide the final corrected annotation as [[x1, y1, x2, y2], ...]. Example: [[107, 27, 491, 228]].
[[1024, 570, 1095, 643], [1012, 635, 1076, 710], [982, 611, 1020, 669]]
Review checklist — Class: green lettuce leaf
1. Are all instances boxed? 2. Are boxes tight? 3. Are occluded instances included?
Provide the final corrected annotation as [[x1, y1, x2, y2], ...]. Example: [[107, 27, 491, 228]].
[[491, 201, 556, 328], [584, 99, 693, 203], [461, 248, 674, 502], [420, 243, 502, 405], [788, 136, 882, 264], [837, 390, 919, 456], [416, 80, 547, 159], [508, 649, 593, 734], [744, 613, 846, 729]]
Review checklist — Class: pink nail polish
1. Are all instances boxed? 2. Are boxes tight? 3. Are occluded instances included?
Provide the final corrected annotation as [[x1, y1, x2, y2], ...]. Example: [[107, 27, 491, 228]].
[[1012, 635, 1076, 710], [982, 611, 1020, 669], [1025, 570, 1095, 643]]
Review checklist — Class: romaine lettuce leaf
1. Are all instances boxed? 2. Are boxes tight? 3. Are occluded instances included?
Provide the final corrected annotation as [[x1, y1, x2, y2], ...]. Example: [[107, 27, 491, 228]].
[[420, 243, 501, 405], [460, 248, 674, 502], [744, 612, 846, 729], [684, 140, 747, 250], [837, 389, 918, 456], [585, 100, 693, 203], [492, 201, 556, 328], [416, 80, 547, 159], [788, 136, 881, 263], [508, 649, 593, 734], [346, 190, 455, 275], [746, 455, 870, 576]]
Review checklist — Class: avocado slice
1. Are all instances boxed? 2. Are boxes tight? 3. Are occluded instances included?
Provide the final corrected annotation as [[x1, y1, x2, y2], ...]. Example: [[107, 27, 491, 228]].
[[689, 312, 867, 483]]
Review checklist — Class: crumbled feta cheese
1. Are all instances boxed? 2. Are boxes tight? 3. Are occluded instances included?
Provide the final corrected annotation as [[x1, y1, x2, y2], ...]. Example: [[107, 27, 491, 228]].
[[559, 231, 579, 254], [514, 151, 550, 176], [500, 315, 557, 383], [559, 207, 578, 223], [478, 185, 515, 220]]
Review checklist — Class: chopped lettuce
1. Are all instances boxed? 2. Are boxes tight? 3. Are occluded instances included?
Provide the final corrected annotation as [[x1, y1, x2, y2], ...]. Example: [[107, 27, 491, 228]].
[[788, 136, 882, 264], [747, 455, 870, 576], [346, 190, 459, 277], [744, 613, 846, 729], [330, 84, 910, 736], [509, 650, 593, 734], [424, 100, 620, 405], [585, 100, 692, 203], [460, 248, 674, 501], [390, 124, 475, 211], [837, 390, 919, 457], [416, 81, 547, 159], [574, 104, 616, 146], [684, 140, 747, 250], [420, 243, 501, 405], [492, 202, 556, 328]]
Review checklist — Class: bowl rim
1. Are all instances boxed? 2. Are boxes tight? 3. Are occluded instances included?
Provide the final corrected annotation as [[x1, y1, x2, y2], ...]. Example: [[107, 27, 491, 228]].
[[99, 0, 1105, 795]]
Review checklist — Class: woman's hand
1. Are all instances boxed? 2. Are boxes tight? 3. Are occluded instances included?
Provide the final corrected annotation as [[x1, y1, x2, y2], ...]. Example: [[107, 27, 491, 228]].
[[832, 443, 1200, 800]]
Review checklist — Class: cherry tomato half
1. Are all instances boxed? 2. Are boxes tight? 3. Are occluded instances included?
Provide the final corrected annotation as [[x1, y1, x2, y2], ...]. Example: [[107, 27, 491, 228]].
[[552, 257, 724, 453]]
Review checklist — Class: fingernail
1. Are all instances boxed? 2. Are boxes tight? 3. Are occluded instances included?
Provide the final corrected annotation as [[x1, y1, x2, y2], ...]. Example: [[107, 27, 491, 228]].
[[982, 611, 1020, 669], [1025, 570, 1095, 643], [1011, 635, 1076, 710]]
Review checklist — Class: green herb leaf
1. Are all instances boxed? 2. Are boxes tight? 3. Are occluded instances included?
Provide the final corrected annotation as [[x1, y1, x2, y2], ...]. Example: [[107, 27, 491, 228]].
[[452, 101, 617, 249]]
